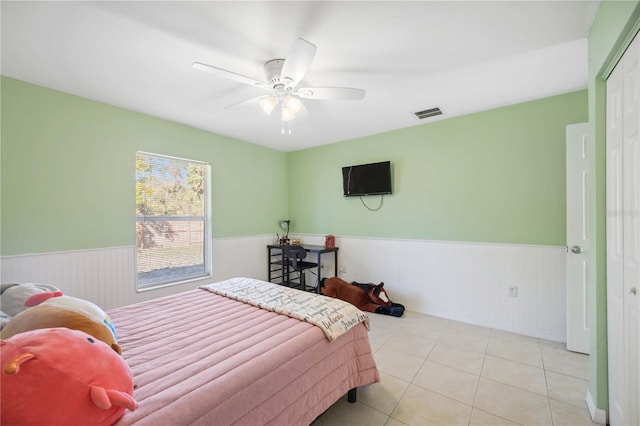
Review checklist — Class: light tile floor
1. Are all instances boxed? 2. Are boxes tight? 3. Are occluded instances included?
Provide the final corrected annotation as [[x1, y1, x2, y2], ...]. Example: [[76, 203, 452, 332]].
[[313, 311, 598, 426]]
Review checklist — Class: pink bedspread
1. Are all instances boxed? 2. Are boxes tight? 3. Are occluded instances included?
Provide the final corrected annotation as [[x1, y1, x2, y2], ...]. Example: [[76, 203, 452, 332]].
[[109, 287, 379, 426]]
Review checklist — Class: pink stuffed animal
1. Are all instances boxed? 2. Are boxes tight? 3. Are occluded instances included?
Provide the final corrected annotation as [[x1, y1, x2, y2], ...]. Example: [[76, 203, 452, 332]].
[[1, 327, 137, 426]]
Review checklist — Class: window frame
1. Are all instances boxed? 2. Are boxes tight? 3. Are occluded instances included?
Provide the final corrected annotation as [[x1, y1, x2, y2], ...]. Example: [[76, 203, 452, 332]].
[[135, 151, 212, 291]]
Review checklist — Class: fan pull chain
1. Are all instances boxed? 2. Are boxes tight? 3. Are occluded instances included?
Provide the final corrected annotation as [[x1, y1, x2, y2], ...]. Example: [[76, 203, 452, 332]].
[[281, 121, 293, 135]]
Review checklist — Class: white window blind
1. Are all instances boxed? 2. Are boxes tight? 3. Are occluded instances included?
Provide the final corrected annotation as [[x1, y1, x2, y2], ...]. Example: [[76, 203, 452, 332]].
[[135, 152, 210, 289]]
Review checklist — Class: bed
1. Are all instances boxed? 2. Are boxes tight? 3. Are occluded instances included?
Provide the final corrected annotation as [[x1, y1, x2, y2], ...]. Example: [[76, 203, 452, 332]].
[[108, 277, 380, 426]]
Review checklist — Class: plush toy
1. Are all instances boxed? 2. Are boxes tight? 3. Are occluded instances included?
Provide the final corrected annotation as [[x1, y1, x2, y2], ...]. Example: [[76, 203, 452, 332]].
[[1, 292, 121, 354], [1, 327, 137, 426], [320, 277, 405, 317], [0, 282, 61, 317]]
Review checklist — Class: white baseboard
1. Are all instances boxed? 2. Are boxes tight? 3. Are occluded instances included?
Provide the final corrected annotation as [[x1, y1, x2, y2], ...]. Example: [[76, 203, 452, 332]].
[[586, 390, 608, 425]]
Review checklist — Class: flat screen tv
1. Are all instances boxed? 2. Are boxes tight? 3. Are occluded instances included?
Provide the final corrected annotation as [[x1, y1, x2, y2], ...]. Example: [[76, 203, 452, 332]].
[[342, 161, 392, 197]]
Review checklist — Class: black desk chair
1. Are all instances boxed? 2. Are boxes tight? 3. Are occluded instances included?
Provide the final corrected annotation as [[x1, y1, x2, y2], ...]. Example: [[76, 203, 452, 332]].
[[283, 245, 318, 291]]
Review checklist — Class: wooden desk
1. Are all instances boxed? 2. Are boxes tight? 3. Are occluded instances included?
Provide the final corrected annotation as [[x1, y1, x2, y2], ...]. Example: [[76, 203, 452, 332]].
[[267, 244, 339, 292]]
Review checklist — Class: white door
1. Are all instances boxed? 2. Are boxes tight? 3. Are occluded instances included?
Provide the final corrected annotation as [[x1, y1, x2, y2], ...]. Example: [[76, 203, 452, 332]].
[[607, 48, 627, 425], [606, 30, 640, 426], [566, 122, 590, 354], [621, 40, 640, 426]]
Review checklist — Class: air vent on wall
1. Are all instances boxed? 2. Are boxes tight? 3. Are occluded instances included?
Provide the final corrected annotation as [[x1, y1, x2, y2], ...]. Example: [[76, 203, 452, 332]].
[[414, 107, 442, 120]]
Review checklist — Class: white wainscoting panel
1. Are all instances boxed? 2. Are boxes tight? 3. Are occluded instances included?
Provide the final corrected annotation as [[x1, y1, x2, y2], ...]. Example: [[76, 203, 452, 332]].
[[1, 235, 274, 311], [1, 246, 138, 311], [2, 234, 566, 341], [296, 234, 567, 341]]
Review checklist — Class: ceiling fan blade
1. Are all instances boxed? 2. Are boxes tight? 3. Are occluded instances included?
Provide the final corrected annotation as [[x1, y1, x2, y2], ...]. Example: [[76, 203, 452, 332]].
[[280, 38, 317, 87], [224, 96, 265, 111], [192, 62, 271, 91], [295, 87, 366, 100]]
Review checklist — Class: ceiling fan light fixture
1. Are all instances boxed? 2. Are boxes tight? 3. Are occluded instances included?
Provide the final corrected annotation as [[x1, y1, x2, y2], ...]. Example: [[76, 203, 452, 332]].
[[281, 106, 296, 122], [194, 38, 365, 134], [259, 96, 278, 116], [282, 95, 302, 115]]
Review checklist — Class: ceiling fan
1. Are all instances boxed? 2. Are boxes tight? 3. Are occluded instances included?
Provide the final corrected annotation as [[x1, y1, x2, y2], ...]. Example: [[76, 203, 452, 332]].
[[192, 38, 365, 131]]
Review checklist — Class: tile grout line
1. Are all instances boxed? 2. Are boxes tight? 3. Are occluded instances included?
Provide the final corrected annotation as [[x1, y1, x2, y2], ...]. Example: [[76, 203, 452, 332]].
[[365, 315, 591, 426], [471, 336, 488, 410], [540, 340, 556, 426]]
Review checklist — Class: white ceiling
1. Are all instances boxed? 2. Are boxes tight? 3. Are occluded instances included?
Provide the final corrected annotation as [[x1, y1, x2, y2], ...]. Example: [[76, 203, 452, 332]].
[[1, 1, 598, 152]]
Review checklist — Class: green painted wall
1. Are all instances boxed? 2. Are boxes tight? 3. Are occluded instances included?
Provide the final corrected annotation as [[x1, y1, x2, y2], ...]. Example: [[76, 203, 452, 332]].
[[0, 77, 288, 256], [2, 3, 636, 415], [587, 0, 640, 412], [288, 91, 587, 246]]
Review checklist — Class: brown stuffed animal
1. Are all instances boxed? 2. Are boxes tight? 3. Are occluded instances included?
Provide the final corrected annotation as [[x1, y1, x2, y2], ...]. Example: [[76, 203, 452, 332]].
[[321, 277, 405, 317]]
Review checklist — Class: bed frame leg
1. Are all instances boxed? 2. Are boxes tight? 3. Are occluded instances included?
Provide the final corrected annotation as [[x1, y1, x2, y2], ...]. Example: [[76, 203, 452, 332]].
[[347, 387, 357, 403]]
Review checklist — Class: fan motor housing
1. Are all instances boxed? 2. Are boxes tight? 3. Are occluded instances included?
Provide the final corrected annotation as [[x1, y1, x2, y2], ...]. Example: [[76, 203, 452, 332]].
[[264, 59, 285, 88]]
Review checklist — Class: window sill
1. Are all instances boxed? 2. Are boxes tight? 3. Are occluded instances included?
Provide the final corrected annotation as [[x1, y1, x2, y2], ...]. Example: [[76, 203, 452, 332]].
[[136, 274, 212, 293]]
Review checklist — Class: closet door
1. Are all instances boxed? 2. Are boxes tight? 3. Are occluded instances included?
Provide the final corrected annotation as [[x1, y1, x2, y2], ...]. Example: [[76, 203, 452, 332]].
[[622, 40, 640, 426], [606, 41, 626, 426], [606, 31, 640, 426]]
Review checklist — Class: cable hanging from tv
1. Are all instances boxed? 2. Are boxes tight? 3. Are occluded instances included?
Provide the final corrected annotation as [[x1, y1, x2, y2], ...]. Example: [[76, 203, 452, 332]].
[[360, 195, 384, 211]]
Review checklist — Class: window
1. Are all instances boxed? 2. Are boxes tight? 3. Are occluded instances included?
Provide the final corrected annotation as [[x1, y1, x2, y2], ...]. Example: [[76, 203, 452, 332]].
[[135, 152, 210, 290]]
